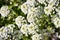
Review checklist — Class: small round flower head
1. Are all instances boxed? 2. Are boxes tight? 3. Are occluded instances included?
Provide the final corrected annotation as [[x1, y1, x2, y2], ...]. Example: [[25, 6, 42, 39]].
[[0, 32, 8, 39], [51, 16, 60, 28], [27, 13, 35, 23], [48, 0, 57, 6], [0, 6, 10, 17], [0, 26, 8, 39], [28, 7, 40, 14], [4, 24, 15, 34], [21, 2, 31, 14], [27, 7, 40, 23], [44, 6, 54, 15], [4, 27, 13, 34], [0, 24, 15, 39], [20, 24, 28, 36], [31, 33, 42, 40], [28, 23, 38, 34], [15, 16, 27, 28]]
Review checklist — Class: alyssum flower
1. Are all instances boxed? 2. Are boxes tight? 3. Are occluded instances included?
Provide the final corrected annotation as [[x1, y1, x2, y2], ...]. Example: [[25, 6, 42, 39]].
[[0, 6, 10, 17]]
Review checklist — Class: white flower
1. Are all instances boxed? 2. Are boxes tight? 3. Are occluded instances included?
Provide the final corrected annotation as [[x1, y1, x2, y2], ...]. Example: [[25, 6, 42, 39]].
[[20, 24, 28, 36], [21, 0, 37, 14], [28, 7, 40, 15], [4, 24, 15, 34], [58, 35, 60, 38], [0, 6, 10, 17], [37, 0, 45, 4], [4, 27, 12, 34], [27, 13, 35, 23], [46, 0, 59, 7], [21, 2, 31, 14], [48, 0, 57, 6], [27, 0, 36, 6], [27, 7, 40, 23], [55, 8, 60, 17], [51, 16, 60, 28], [0, 27, 8, 39], [44, 6, 54, 15], [31, 33, 42, 40], [15, 16, 26, 28], [28, 23, 38, 34], [0, 32, 8, 39], [0, 24, 15, 39]]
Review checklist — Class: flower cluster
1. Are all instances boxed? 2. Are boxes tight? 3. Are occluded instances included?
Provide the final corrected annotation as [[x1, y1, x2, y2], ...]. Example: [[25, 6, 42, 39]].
[[0, 24, 15, 40], [0, 0, 60, 40]]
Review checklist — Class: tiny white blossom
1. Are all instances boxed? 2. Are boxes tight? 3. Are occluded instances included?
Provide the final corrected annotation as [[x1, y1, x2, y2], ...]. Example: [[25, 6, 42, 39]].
[[0, 27, 8, 39], [51, 16, 60, 28], [0, 6, 10, 17], [4, 24, 15, 34], [0, 24, 15, 39], [28, 23, 38, 34], [27, 7, 40, 23], [20, 24, 28, 36], [15, 16, 26, 28], [48, 0, 57, 6], [21, 2, 31, 14], [44, 6, 54, 15], [31, 33, 42, 40]]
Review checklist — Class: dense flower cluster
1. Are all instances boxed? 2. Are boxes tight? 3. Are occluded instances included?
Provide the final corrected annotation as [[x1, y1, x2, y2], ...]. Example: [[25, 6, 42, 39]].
[[0, 0, 60, 40], [0, 24, 15, 40]]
